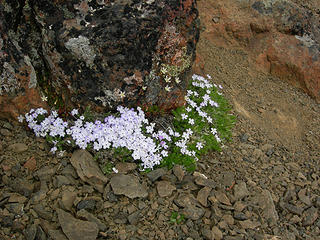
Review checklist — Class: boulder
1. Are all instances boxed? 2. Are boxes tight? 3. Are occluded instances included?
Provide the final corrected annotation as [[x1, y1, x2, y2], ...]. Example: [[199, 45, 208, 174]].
[[0, 0, 199, 120], [196, 0, 320, 102]]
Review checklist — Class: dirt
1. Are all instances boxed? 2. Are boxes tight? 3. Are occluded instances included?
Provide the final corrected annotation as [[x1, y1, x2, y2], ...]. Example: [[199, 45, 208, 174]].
[[0, 0, 319, 239]]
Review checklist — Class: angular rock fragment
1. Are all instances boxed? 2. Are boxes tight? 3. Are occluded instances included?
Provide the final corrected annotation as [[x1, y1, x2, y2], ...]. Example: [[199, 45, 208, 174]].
[[57, 209, 98, 240], [70, 150, 108, 193], [156, 181, 176, 198], [110, 174, 148, 199], [258, 190, 279, 226]]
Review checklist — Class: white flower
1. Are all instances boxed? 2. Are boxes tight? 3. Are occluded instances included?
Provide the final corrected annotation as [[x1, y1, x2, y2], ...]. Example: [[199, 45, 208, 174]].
[[175, 77, 181, 83], [211, 128, 217, 135], [71, 109, 79, 116], [58, 150, 65, 157], [186, 128, 193, 136], [119, 91, 126, 99], [187, 90, 193, 96], [51, 110, 58, 118], [18, 115, 24, 123], [186, 107, 192, 112], [181, 113, 188, 120], [165, 86, 172, 92], [80, 115, 85, 120], [188, 118, 194, 125], [41, 95, 48, 102], [161, 150, 168, 157], [196, 142, 203, 150], [50, 146, 57, 154], [164, 76, 171, 83]]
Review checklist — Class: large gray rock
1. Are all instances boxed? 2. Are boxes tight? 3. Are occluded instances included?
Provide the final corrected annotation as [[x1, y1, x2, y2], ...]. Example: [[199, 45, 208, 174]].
[[258, 190, 279, 226], [110, 174, 148, 199], [57, 209, 99, 240], [0, 0, 199, 120], [70, 150, 108, 193]]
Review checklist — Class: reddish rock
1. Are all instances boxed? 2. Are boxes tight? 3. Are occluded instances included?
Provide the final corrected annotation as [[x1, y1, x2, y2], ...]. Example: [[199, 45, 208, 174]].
[[195, 0, 320, 102], [24, 156, 37, 172], [0, 0, 199, 121]]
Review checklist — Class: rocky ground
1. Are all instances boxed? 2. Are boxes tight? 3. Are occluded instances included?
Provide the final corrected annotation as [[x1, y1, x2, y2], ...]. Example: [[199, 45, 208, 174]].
[[1, 1, 320, 240]]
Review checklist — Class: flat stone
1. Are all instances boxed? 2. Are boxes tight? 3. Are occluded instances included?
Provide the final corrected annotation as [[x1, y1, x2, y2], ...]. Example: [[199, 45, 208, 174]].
[[31, 181, 48, 203], [316, 197, 320, 208], [25, 224, 37, 240], [35, 165, 57, 181], [258, 190, 279, 226], [8, 193, 27, 203], [173, 165, 185, 181], [5, 203, 24, 215], [261, 144, 273, 153], [182, 205, 205, 220], [33, 204, 52, 221], [77, 209, 107, 231], [61, 165, 78, 179], [9, 178, 34, 197], [57, 209, 99, 240], [302, 207, 318, 226], [70, 150, 108, 193], [234, 212, 248, 220], [55, 175, 73, 187], [110, 174, 148, 199], [194, 176, 217, 188], [233, 201, 246, 212], [156, 181, 176, 198], [48, 230, 68, 240], [222, 214, 234, 225], [127, 210, 141, 225], [233, 181, 249, 200], [114, 162, 137, 174], [8, 143, 28, 153], [297, 189, 312, 206], [215, 191, 231, 206], [239, 219, 261, 229], [220, 171, 235, 188], [174, 193, 199, 208], [252, 148, 263, 160], [76, 199, 96, 211], [283, 203, 304, 216], [0, 128, 12, 136], [201, 228, 214, 240], [23, 156, 37, 171], [211, 226, 223, 240], [61, 189, 77, 211], [197, 187, 212, 207], [146, 168, 167, 182]]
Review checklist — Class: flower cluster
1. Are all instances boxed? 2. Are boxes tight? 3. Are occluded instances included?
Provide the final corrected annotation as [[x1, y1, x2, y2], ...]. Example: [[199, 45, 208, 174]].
[[19, 74, 235, 171], [20, 106, 166, 169], [161, 74, 235, 170]]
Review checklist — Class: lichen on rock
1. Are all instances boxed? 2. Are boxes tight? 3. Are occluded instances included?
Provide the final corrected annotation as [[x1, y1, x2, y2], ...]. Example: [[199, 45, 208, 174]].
[[0, 0, 200, 119]]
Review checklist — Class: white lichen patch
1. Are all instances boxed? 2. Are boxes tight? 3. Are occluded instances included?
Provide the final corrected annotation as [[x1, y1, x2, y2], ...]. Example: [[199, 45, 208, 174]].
[[65, 35, 96, 68], [94, 88, 125, 107], [295, 34, 316, 48], [24, 55, 37, 89], [0, 62, 19, 95]]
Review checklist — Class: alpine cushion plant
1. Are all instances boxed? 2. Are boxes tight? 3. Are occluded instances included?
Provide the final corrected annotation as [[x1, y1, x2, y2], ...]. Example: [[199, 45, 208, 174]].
[[159, 74, 235, 171], [18, 74, 235, 172]]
